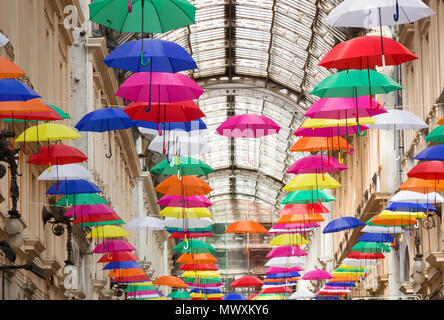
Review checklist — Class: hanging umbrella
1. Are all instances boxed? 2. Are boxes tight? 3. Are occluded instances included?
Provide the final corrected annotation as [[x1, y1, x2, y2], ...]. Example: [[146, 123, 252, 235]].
[[73, 213, 124, 227], [1, 104, 70, 123], [169, 232, 214, 239], [342, 258, 379, 267], [107, 268, 147, 278], [385, 201, 435, 213], [157, 195, 213, 208], [268, 234, 309, 247], [291, 136, 352, 152], [415, 145, 444, 161], [148, 134, 211, 157], [176, 253, 217, 265], [265, 266, 303, 274], [216, 114, 281, 138], [347, 251, 385, 260], [289, 290, 315, 300], [86, 225, 130, 239], [103, 261, 142, 270], [0, 79, 41, 101], [37, 164, 93, 181], [426, 125, 444, 143], [160, 207, 212, 219], [376, 209, 426, 219], [137, 119, 207, 136], [92, 240, 136, 253], [224, 220, 267, 234], [168, 291, 191, 299], [301, 117, 376, 128], [399, 178, 444, 194], [162, 217, 214, 229], [264, 257, 305, 268], [65, 204, 115, 217], [180, 264, 218, 271], [125, 216, 164, 230], [150, 156, 213, 176], [269, 224, 320, 234], [283, 174, 342, 194], [230, 276, 263, 287], [370, 215, 417, 226], [223, 293, 247, 300], [323, 217, 364, 233], [278, 203, 330, 215], [182, 271, 220, 279], [155, 175, 213, 197], [286, 155, 347, 175], [276, 214, 324, 225], [154, 275, 187, 288], [281, 190, 336, 205], [46, 179, 101, 195], [27, 144, 87, 166], [294, 124, 370, 137], [361, 225, 403, 234], [56, 193, 108, 207], [0, 57, 24, 79], [302, 269, 334, 280], [408, 161, 444, 181], [173, 240, 215, 254], [266, 246, 307, 258], [356, 233, 394, 243], [97, 251, 140, 263], [390, 190, 444, 203]]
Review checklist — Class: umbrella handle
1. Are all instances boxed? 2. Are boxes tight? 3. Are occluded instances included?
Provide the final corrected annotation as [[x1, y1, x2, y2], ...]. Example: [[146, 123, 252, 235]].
[[22, 142, 30, 155], [31, 143, 40, 155], [426, 208, 429, 217], [338, 151, 344, 164], [321, 171, 325, 181], [376, 55, 386, 72], [357, 123, 367, 137], [346, 143, 354, 155], [242, 248, 248, 255], [144, 104, 151, 112], [47, 162, 52, 172], [128, 0, 132, 12], [316, 192, 324, 202], [8, 139, 15, 150], [394, 0, 399, 21], [399, 233, 403, 243], [394, 152, 400, 160], [140, 52, 150, 67]]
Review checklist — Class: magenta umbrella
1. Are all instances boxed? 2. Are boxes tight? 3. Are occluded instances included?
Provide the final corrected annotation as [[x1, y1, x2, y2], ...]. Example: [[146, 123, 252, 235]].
[[116, 72, 204, 104], [286, 155, 347, 179], [216, 114, 281, 138], [302, 269, 334, 280], [157, 195, 213, 208], [92, 240, 136, 253], [266, 245, 308, 258], [304, 96, 387, 119], [273, 223, 321, 229], [265, 266, 304, 274], [269, 226, 319, 234], [64, 204, 115, 217]]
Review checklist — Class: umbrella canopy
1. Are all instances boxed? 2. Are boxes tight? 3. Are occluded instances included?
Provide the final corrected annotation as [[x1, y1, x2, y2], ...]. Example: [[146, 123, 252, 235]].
[[107, 268, 146, 278], [351, 242, 391, 253], [126, 100, 204, 123], [86, 225, 130, 239], [265, 266, 304, 274], [75, 108, 133, 132], [399, 178, 444, 193], [347, 251, 385, 260], [105, 39, 197, 73], [283, 173, 342, 192], [177, 253, 217, 265], [0, 79, 40, 101], [103, 261, 142, 270], [223, 293, 247, 300], [224, 220, 268, 234], [56, 193, 108, 206], [290, 136, 352, 152], [286, 155, 347, 175], [318, 36, 417, 70], [65, 204, 115, 217], [268, 234, 310, 247], [125, 216, 164, 230], [266, 246, 308, 258], [154, 275, 187, 288], [426, 125, 444, 143], [408, 161, 444, 180], [385, 201, 435, 212], [323, 217, 364, 233], [26, 144, 88, 166], [163, 217, 214, 229], [0, 99, 49, 114], [89, 0, 196, 34], [173, 240, 215, 253], [415, 145, 444, 161], [148, 134, 211, 156], [37, 164, 93, 181], [168, 291, 191, 299], [390, 190, 444, 203], [230, 276, 263, 287], [294, 124, 370, 137], [169, 232, 214, 239], [160, 207, 212, 219], [377, 210, 425, 220], [179, 264, 218, 271], [281, 190, 336, 205], [368, 109, 428, 130], [326, 0, 435, 29], [0, 104, 64, 121], [72, 213, 123, 226], [137, 119, 206, 135], [15, 123, 81, 142], [155, 175, 213, 196], [46, 179, 101, 195], [370, 215, 417, 226], [157, 195, 213, 208], [276, 214, 324, 225], [289, 290, 315, 300], [342, 258, 379, 267], [216, 114, 281, 138], [97, 251, 140, 263], [357, 233, 394, 243], [150, 156, 214, 176], [278, 203, 330, 215], [116, 72, 204, 103], [301, 117, 376, 128], [92, 240, 136, 253], [361, 225, 403, 234], [302, 269, 334, 280]]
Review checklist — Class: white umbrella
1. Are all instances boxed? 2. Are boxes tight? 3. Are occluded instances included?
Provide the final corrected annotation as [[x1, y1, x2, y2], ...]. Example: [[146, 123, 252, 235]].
[[125, 217, 164, 230], [268, 227, 314, 233], [342, 258, 380, 267], [390, 190, 444, 203], [162, 217, 214, 229], [262, 283, 298, 288], [289, 290, 315, 300], [361, 225, 403, 234], [37, 164, 93, 181], [326, 0, 435, 29], [148, 134, 211, 156], [264, 256, 305, 268], [138, 126, 206, 137], [0, 31, 9, 47], [368, 110, 428, 130]]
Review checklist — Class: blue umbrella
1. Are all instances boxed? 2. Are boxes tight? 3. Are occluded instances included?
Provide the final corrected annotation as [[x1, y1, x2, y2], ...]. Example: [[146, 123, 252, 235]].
[[385, 201, 435, 212], [135, 119, 207, 133], [314, 296, 340, 300], [75, 108, 133, 158], [265, 272, 301, 279], [415, 145, 444, 161], [46, 179, 102, 195], [104, 39, 197, 73], [357, 233, 394, 243], [103, 261, 143, 270], [222, 293, 247, 300], [0, 79, 41, 101], [262, 281, 298, 286], [190, 288, 222, 294], [326, 281, 356, 288], [323, 217, 364, 233]]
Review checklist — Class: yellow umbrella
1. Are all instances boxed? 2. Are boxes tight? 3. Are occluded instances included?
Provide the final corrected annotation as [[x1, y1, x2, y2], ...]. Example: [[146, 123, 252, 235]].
[[338, 265, 372, 270], [190, 293, 223, 299], [268, 234, 310, 246], [15, 123, 81, 142], [377, 210, 426, 219], [86, 225, 130, 239], [256, 295, 287, 300], [332, 271, 365, 277], [181, 271, 220, 278], [159, 207, 212, 219], [301, 117, 376, 128], [283, 173, 342, 192]]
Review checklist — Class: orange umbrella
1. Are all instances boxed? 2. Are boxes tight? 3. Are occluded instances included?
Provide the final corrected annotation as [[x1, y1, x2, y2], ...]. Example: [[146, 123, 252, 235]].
[[263, 277, 300, 283], [290, 136, 352, 152], [224, 220, 268, 234], [276, 214, 325, 224], [399, 177, 444, 194], [437, 115, 444, 125], [0, 99, 50, 114], [0, 57, 25, 79], [370, 216, 417, 226], [177, 253, 217, 265], [153, 275, 187, 288], [328, 276, 360, 282], [154, 175, 213, 197], [107, 268, 146, 278]]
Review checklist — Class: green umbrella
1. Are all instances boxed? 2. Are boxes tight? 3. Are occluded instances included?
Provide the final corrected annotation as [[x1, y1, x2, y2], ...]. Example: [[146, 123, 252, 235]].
[[2, 105, 71, 123], [335, 268, 371, 273], [184, 277, 221, 284], [56, 193, 109, 206], [173, 240, 215, 253], [310, 69, 402, 136], [151, 156, 214, 177], [281, 190, 336, 205], [425, 125, 444, 143], [125, 284, 158, 292], [166, 226, 213, 232], [168, 290, 191, 299], [76, 219, 125, 227], [351, 242, 390, 253]]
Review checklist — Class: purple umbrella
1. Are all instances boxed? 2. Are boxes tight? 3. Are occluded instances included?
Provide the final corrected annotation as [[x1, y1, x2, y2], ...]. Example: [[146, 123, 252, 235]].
[[302, 269, 334, 280], [286, 155, 347, 180], [157, 195, 213, 208], [266, 245, 308, 258]]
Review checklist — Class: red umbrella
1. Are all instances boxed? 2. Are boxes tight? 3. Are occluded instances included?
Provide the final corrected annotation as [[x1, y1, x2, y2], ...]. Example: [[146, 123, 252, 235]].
[[179, 264, 218, 271], [347, 251, 385, 260], [318, 35, 417, 70], [230, 276, 263, 287], [72, 213, 122, 225], [112, 275, 149, 283], [278, 203, 330, 216], [407, 161, 444, 180], [260, 286, 292, 294], [97, 252, 140, 263], [26, 144, 88, 165]]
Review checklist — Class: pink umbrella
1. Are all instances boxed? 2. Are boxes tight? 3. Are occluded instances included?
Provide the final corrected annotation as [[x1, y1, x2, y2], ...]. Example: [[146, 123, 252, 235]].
[[116, 72, 204, 104], [273, 223, 320, 229], [216, 114, 281, 138], [304, 97, 387, 119], [65, 204, 115, 217], [266, 245, 308, 258], [302, 269, 334, 280], [269, 227, 319, 234], [93, 240, 136, 253], [157, 195, 213, 208], [286, 155, 347, 178], [278, 204, 330, 215], [265, 266, 304, 274]]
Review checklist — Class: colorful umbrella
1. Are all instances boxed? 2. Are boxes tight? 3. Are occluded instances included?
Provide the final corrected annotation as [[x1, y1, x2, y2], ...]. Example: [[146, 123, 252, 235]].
[[0, 79, 40, 101], [302, 269, 334, 280], [266, 246, 307, 258], [157, 195, 213, 208], [65, 204, 115, 217], [224, 220, 268, 234], [281, 190, 336, 205], [1, 104, 70, 123], [56, 193, 108, 206], [86, 225, 129, 239], [268, 234, 309, 247], [92, 240, 136, 253], [154, 175, 213, 197], [160, 207, 212, 219], [37, 164, 92, 181], [223, 293, 247, 300], [125, 216, 164, 230], [286, 155, 347, 176], [289, 290, 315, 300], [26, 144, 87, 166], [323, 217, 364, 233], [415, 145, 444, 161], [230, 276, 263, 287], [216, 114, 281, 138], [278, 203, 330, 215], [153, 275, 187, 288], [150, 156, 214, 177], [356, 233, 394, 243], [148, 134, 211, 157], [97, 251, 140, 263], [168, 291, 191, 299], [103, 261, 142, 270], [46, 179, 101, 195], [426, 125, 444, 143]]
